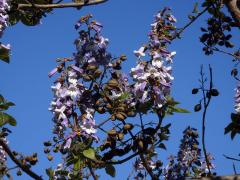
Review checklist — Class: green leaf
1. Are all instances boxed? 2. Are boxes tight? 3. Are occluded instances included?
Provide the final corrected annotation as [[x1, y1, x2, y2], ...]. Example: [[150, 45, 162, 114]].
[[192, 2, 199, 14], [8, 11, 21, 26], [231, 113, 240, 123], [73, 159, 81, 177], [0, 102, 15, 111], [166, 97, 180, 106], [224, 123, 233, 135], [105, 164, 116, 177], [46, 168, 54, 180], [83, 148, 96, 160], [0, 44, 10, 63], [21, 13, 41, 26], [117, 92, 130, 101], [158, 143, 167, 150], [66, 154, 76, 167], [0, 112, 17, 127], [0, 95, 5, 104], [192, 166, 199, 174], [188, 15, 195, 20], [231, 130, 237, 140], [172, 107, 190, 113]]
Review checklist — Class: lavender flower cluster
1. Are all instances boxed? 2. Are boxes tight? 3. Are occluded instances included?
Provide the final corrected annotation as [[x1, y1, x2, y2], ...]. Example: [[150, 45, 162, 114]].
[[131, 7, 176, 109], [130, 8, 178, 179], [0, 0, 9, 37], [49, 8, 177, 178], [164, 127, 214, 179], [48, 14, 111, 152], [234, 83, 240, 114], [0, 0, 10, 57], [48, 14, 116, 177], [0, 137, 8, 177]]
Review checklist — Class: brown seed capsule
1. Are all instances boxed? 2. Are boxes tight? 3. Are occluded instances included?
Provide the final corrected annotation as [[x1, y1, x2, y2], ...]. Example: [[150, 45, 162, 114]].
[[123, 123, 133, 131], [103, 97, 108, 102], [97, 107, 105, 114], [83, 75, 92, 81], [47, 155, 53, 161], [120, 54, 127, 61], [94, 69, 102, 77], [117, 106, 125, 112], [17, 170, 22, 176], [32, 153, 37, 158], [44, 141, 52, 147], [108, 79, 118, 87], [116, 113, 126, 121], [87, 65, 98, 71], [12, 151, 18, 156], [25, 156, 31, 162], [106, 103, 112, 109], [110, 115, 116, 121], [108, 129, 117, 136], [117, 133, 124, 140], [29, 157, 38, 165], [138, 140, 144, 149], [116, 59, 122, 65], [96, 99, 101, 105], [53, 147, 59, 153], [111, 72, 119, 79], [44, 148, 50, 154], [127, 111, 136, 117]]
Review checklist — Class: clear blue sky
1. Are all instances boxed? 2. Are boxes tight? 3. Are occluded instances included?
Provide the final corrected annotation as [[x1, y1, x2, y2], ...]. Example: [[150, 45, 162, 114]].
[[0, 0, 239, 179]]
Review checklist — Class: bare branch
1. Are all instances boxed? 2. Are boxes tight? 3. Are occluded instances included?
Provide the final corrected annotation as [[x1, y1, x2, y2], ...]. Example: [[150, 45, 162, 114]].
[[223, 154, 240, 162], [200, 65, 213, 175], [224, 0, 240, 27], [17, 0, 107, 9], [172, 6, 210, 40], [0, 139, 43, 180]]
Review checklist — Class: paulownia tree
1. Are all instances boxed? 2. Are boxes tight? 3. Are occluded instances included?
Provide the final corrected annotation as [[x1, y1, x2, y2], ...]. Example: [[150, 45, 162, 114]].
[[0, 0, 240, 179]]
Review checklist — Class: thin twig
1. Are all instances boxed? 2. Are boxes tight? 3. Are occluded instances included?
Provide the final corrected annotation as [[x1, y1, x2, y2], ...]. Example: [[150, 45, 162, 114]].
[[139, 113, 144, 132], [17, 0, 107, 9], [88, 163, 98, 180], [200, 65, 213, 175], [204, 43, 240, 60], [107, 152, 139, 165], [121, 120, 157, 179], [223, 154, 240, 162], [0, 139, 43, 180], [172, 6, 210, 40], [139, 154, 158, 180], [233, 162, 237, 175], [95, 118, 111, 128]]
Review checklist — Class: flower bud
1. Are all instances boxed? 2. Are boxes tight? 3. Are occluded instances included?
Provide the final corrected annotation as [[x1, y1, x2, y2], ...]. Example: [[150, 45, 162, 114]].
[[194, 104, 201, 112], [210, 89, 219, 96], [192, 88, 198, 94]]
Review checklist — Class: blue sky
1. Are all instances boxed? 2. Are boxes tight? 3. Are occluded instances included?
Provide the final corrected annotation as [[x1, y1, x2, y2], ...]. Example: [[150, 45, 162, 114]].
[[0, 0, 239, 179]]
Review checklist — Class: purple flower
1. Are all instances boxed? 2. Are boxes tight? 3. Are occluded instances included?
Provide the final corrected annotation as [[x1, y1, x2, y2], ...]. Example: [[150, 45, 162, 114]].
[[235, 83, 240, 113], [0, 0, 9, 37], [48, 67, 58, 78]]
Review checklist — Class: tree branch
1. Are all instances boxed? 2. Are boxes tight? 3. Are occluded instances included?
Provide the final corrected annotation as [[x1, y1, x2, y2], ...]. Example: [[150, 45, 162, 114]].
[[17, 0, 107, 9], [107, 152, 139, 165], [224, 0, 240, 27], [0, 139, 43, 180], [88, 163, 98, 180], [200, 65, 213, 175], [223, 154, 240, 162], [172, 6, 210, 40]]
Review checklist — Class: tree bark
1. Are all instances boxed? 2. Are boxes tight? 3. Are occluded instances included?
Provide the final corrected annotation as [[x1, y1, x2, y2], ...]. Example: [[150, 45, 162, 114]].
[[224, 0, 240, 26]]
